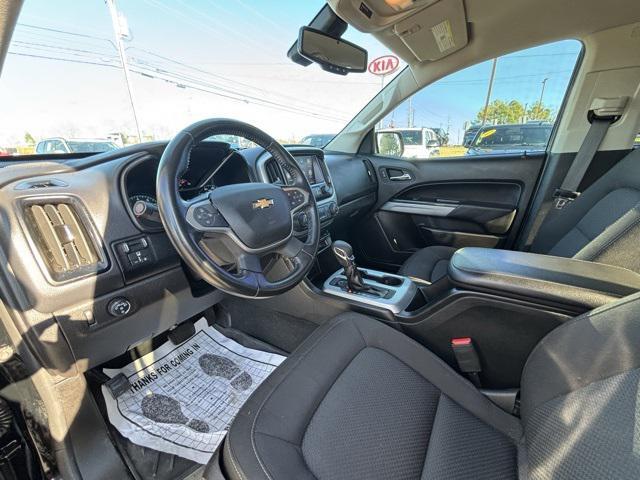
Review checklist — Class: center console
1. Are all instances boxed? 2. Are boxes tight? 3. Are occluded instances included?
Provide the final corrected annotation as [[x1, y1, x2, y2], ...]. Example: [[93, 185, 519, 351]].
[[317, 245, 640, 389], [322, 240, 419, 314], [324, 268, 418, 314]]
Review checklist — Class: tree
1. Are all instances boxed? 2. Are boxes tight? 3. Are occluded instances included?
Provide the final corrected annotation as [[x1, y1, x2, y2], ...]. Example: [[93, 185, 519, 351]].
[[24, 132, 35, 145], [476, 100, 525, 125], [527, 102, 552, 122]]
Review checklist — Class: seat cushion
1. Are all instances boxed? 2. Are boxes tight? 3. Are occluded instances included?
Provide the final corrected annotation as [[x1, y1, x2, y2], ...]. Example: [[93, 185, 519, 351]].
[[398, 246, 457, 282], [221, 312, 521, 480]]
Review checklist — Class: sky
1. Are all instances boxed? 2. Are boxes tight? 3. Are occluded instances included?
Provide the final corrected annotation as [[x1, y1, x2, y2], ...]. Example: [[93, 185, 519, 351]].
[[380, 40, 582, 143], [0, 0, 581, 147]]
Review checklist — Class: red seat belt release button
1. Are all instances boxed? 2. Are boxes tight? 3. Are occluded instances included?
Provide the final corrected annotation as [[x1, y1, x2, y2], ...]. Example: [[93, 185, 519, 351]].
[[451, 337, 482, 374]]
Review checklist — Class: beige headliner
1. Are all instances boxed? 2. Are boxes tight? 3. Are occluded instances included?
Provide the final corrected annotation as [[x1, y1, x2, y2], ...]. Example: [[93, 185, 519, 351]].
[[328, 0, 640, 153]]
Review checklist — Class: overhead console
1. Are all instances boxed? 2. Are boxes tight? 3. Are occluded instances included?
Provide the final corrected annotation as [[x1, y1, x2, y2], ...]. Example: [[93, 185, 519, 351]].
[[328, 0, 468, 63]]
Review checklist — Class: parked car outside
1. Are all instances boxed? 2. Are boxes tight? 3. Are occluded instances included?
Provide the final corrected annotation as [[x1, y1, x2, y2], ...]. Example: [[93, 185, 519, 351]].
[[463, 125, 481, 147], [299, 133, 336, 148], [35, 137, 118, 154], [378, 127, 440, 159], [430, 127, 449, 146], [466, 123, 553, 155]]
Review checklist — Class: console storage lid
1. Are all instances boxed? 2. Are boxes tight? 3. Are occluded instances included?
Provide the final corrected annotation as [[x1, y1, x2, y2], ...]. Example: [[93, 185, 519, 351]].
[[448, 247, 640, 311]]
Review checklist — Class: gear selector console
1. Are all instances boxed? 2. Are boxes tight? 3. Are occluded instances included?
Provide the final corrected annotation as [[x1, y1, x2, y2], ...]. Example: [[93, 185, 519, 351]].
[[324, 241, 417, 313]]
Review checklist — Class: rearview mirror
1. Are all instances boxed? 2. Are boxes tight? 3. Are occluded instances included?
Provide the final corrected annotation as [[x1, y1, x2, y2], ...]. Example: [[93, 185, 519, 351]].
[[297, 27, 367, 75], [376, 131, 404, 157]]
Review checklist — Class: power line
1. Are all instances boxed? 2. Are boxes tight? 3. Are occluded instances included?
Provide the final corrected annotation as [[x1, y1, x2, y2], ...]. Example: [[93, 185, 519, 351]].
[[6, 50, 348, 123], [127, 48, 355, 116], [12, 24, 347, 121]]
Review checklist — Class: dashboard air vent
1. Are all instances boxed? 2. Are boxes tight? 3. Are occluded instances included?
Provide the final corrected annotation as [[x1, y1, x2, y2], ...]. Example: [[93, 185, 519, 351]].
[[265, 159, 284, 184], [24, 201, 104, 282]]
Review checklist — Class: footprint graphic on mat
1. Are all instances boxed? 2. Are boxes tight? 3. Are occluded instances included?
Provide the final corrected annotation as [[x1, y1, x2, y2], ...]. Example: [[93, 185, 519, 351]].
[[141, 393, 210, 433], [198, 354, 253, 391]]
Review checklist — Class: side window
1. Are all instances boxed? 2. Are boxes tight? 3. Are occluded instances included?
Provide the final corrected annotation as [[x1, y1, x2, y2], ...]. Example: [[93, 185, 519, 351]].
[[376, 40, 582, 160], [52, 140, 65, 153]]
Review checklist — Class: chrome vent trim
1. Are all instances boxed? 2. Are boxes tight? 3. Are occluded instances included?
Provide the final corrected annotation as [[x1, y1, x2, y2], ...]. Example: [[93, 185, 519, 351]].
[[24, 200, 106, 282]]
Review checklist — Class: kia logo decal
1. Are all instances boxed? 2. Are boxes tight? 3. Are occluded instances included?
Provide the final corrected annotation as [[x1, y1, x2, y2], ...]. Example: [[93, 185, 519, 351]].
[[368, 55, 400, 76]]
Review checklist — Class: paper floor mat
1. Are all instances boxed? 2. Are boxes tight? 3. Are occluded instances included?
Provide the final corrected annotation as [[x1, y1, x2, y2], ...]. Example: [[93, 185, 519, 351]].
[[101, 318, 285, 464]]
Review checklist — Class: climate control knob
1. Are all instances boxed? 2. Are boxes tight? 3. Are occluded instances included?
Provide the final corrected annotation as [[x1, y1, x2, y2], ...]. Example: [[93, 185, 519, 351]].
[[329, 202, 338, 216]]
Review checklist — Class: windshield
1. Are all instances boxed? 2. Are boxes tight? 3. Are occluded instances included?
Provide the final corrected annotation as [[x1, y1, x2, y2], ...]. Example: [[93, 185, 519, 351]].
[[0, 0, 400, 157]]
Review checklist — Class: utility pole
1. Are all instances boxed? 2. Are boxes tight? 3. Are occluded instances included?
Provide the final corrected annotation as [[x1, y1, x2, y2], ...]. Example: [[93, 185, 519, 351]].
[[537, 77, 549, 119], [481, 58, 498, 125], [407, 96, 413, 127], [106, 0, 142, 143]]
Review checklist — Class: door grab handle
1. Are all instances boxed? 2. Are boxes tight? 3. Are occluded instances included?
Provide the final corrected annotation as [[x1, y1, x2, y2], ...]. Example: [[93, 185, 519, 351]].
[[389, 173, 411, 181]]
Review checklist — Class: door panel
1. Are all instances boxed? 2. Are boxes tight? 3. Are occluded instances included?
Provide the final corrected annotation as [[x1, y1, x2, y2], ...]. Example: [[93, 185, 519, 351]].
[[354, 152, 545, 270]]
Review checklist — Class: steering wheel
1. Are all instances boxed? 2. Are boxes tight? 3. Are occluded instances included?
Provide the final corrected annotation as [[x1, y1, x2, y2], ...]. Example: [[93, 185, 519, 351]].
[[156, 119, 320, 298]]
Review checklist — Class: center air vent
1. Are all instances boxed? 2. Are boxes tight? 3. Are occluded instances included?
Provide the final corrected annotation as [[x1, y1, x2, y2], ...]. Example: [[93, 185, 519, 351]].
[[265, 159, 284, 184], [24, 201, 105, 282]]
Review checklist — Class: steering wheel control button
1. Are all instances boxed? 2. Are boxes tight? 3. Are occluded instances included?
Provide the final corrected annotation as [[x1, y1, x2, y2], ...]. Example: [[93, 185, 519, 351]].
[[108, 297, 132, 317], [187, 201, 228, 230], [286, 189, 305, 209], [294, 212, 309, 231]]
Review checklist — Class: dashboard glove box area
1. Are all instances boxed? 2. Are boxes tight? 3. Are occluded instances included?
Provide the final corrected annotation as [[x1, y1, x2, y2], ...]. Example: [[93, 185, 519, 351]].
[[448, 247, 640, 311]]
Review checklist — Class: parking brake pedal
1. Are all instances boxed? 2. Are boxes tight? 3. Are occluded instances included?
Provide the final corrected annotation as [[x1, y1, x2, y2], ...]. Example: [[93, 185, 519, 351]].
[[451, 337, 482, 387]]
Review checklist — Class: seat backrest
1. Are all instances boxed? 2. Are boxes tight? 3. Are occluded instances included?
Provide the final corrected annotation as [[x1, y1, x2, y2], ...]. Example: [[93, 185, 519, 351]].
[[530, 148, 640, 272], [520, 291, 640, 479]]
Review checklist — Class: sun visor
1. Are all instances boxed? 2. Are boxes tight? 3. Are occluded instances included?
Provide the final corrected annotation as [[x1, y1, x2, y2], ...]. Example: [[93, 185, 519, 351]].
[[392, 0, 468, 62]]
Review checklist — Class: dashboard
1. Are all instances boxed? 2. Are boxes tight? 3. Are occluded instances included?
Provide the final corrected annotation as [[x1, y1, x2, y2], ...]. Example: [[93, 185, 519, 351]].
[[0, 140, 377, 376], [123, 142, 252, 229]]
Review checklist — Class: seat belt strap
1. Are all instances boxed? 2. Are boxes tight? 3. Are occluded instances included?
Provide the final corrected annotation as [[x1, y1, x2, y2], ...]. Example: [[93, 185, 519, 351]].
[[553, 96, 628, 209]]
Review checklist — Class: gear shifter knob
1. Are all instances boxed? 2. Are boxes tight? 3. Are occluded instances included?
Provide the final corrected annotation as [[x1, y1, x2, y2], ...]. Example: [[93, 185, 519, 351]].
[[331, 240, 366, 292], [332, 240, 354, 268]]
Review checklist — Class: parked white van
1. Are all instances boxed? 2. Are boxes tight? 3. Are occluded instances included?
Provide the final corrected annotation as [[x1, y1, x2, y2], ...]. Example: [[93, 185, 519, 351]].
[[378, 127, 441, 159]]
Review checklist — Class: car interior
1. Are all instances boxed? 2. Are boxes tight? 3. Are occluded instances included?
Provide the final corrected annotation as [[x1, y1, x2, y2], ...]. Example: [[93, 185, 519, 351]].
[[1, 0, 640, 479]]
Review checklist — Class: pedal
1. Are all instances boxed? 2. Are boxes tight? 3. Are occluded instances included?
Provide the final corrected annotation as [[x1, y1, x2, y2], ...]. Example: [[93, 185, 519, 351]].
[[168, 322, 196, 345]]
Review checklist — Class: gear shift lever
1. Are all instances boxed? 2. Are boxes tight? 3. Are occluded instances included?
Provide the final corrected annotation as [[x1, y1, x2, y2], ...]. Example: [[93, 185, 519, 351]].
[[332, 240, 366, 292]]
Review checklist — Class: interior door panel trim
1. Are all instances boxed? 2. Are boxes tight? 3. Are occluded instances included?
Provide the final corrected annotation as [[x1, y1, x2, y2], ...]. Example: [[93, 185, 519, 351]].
[[381, 200, 457, 216]]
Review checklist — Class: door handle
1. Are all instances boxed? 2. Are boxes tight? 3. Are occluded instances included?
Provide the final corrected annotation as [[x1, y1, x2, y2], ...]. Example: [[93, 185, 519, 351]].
[[389, 172, 411, 181]]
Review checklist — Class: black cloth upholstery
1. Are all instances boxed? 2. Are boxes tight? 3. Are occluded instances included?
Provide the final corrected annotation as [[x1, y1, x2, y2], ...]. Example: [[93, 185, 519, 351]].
[[222, 312, 520, 480], [398, 245, 457, 282], [400, 148, 640, 281], [520, 291, 640, 478], [218, 293, 640, 479]]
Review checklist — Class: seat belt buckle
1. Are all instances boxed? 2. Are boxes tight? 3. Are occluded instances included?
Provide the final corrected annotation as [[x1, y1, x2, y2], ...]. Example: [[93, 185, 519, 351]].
[[451, 337, 482, 387], [553, 188, 580, 209]]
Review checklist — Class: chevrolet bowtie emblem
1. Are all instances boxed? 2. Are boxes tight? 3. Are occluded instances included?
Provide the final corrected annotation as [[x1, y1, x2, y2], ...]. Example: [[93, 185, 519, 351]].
[[252, 198, 275, 210]]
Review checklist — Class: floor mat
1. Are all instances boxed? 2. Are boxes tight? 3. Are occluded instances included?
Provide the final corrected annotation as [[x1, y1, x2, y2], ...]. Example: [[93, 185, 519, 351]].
[[101, 318, 285, 464]]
